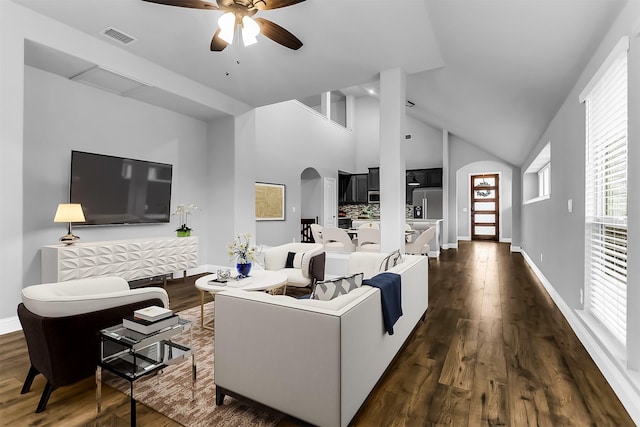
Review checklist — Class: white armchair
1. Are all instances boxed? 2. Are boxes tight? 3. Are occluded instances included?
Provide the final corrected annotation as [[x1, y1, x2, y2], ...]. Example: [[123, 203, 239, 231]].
[[405, 226, 436, 257], [264, 242, 325, 289], [356, 227, 381, 252], [405, 223, 414, 243], [310, 224, 323, 244], [322, 227, 356, 253]]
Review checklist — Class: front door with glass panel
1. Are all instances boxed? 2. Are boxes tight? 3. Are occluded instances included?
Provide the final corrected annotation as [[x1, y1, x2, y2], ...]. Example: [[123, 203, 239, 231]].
[[471, 174, 499, 241]]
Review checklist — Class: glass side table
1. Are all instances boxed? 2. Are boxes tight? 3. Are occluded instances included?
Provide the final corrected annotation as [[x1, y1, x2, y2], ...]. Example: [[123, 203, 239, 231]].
[[96, 318, 195, 426]]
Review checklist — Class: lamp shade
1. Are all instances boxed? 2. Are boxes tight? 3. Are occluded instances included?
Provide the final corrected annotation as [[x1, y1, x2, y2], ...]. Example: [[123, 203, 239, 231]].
[[241, 16, 260, 46], [218, 12, 236, 44], [54, 204, 86, 223]]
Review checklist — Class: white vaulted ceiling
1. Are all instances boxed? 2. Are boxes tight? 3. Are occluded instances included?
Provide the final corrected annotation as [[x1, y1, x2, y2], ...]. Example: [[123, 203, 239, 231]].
[[14, 0, 627, 165]]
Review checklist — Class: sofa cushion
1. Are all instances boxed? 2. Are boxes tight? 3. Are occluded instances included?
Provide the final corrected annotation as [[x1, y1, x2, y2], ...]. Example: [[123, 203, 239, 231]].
[[285, 251, 305, 269], [21, 276, 169, 317], [312, 273, 363, 301]]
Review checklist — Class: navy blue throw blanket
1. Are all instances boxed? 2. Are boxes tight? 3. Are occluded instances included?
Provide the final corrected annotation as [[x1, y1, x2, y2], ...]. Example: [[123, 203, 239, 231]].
[[363, 272, 402, 335]]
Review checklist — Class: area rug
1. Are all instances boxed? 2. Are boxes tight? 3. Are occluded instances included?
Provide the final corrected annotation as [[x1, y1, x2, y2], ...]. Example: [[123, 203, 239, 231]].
[[104, 302, 285, 426]]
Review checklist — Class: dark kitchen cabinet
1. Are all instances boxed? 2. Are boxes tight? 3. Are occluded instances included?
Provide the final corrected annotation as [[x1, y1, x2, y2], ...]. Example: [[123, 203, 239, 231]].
[[426, 168, 443, 187], [338, 173, 351, 203], [406, 168, 443, 203], [354, 174, 368, 203], [368, 167, 379, 191], [339, 173, 368, 203]]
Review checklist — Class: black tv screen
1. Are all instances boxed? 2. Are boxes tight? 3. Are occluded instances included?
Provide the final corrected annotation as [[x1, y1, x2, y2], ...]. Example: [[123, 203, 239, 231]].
[[70, 151, 173, 225]]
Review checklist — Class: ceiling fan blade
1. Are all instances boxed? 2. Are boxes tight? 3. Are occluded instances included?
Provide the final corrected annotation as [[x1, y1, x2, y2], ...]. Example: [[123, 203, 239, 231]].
[[254, 17, 302, 50], [210, 28, 228, 51], [142, 0, 219, 10], [253, 0, 305, 10]]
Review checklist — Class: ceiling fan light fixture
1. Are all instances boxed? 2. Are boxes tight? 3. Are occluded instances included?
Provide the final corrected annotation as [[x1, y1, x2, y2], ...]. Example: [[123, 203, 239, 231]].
[[218, 12, 236, 44], [241, 16, 260, 46]]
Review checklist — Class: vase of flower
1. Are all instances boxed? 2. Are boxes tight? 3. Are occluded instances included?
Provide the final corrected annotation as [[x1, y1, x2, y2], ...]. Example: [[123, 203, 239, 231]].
[[172, 203, 198, 237], [228, 233, 259, 278], [236, 262, 252, 278]]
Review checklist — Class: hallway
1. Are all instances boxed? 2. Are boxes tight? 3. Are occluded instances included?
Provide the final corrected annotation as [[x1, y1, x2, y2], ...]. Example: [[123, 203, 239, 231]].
[[353, 241, 633, 426]]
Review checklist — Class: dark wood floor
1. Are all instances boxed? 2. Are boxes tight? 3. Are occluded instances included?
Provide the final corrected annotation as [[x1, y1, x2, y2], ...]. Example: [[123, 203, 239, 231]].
[[0, 241, 634, 426]]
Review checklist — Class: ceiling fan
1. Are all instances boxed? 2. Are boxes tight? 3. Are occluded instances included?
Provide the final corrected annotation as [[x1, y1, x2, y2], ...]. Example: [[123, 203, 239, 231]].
[[142, 0, 305, 51]]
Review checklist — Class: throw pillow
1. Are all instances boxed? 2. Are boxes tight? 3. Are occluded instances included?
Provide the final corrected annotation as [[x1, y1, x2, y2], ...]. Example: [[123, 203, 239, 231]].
[[311, 273, 363, 301], [285, 252, 295, 268], [379, 249, 402, 272], [285, 252, 305, 269], [389, 249, 403, 268]]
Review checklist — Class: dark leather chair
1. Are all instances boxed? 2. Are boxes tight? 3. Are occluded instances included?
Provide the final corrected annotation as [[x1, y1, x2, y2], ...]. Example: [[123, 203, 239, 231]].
[[17, 276, 169, 413]]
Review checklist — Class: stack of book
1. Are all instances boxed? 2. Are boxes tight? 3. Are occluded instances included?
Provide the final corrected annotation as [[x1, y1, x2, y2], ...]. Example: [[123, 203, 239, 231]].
[[123, 305, 178, 334]]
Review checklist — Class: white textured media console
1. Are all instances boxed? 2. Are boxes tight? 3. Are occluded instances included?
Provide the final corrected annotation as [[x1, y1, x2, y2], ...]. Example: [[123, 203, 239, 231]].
[[41, 237, 198, 283]]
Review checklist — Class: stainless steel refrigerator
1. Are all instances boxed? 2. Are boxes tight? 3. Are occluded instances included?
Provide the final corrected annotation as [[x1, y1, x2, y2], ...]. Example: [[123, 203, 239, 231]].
[[412, 188, 443, 219]]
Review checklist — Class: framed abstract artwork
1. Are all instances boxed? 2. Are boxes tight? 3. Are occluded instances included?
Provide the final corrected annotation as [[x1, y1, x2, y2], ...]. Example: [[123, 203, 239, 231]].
[[255, 182, 285, 221]]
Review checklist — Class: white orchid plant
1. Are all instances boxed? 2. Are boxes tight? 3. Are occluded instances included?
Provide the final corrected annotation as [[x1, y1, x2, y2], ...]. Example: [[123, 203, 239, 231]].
[[172, 203, 198, 232], [228, 233, 258, 264]]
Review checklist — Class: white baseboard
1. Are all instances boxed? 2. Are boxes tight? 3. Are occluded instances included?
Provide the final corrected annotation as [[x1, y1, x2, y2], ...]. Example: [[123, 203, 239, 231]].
[[500, 237, 512, 243], [0, 316, 21, 334], [510, 245, 521, 253], [442, 243, 458, 250], [520, 250, 640, 424], [457, 236, 471, 241]]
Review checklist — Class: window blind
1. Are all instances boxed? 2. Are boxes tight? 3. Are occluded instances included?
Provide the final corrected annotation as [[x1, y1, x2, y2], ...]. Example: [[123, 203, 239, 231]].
[[584, 46, 628, 345]]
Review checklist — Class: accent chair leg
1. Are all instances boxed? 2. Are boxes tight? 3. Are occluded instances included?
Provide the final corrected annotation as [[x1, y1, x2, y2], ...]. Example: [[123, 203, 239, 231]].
[[36, 381, 56, 413], [215, 386, 225, 405], [21, 365, 39, 394]]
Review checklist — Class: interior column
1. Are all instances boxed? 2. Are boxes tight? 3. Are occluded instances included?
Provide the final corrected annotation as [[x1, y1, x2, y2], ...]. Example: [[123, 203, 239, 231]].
[[442, 129, 450, 248], [379, 68, 406, 252]]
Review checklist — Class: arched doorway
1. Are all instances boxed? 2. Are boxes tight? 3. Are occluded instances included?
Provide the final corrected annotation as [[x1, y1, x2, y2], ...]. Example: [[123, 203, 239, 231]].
[[300, 167, 321, 242], [455, 161, 513, 244]]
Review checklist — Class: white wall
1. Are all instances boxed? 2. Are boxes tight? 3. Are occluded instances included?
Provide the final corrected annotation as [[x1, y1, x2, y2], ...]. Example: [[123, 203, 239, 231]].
[[521, 0, 639, 320], [455, 161, 512, 242], [22, 66, 211, 287], [206, 116, 237, 266], [354, 96, 443, 173], [253, 101, 356, 246], [520, 1, 640, 420], [0, 0, 249, 323], [447, 135, 520, 247]]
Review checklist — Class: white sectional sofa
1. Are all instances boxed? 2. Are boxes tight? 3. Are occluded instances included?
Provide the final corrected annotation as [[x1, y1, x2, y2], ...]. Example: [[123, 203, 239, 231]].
[[214, 252, 429, 427]]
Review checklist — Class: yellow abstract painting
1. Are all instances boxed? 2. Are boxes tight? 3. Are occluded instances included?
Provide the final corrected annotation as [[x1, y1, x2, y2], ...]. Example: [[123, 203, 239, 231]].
[[255, 182, 285, 220]]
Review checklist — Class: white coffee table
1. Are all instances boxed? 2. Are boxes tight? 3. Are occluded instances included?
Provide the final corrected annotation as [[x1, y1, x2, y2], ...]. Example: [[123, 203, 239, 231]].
[[194, 270, 288, 330]]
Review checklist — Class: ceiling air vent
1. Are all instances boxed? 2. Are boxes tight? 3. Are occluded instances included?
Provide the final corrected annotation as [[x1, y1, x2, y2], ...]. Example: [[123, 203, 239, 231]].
[[101, 27, 136, 45]]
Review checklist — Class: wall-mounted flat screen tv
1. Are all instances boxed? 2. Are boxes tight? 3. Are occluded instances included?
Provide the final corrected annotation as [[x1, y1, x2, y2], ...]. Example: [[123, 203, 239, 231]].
[[70, 150, 173, 225]]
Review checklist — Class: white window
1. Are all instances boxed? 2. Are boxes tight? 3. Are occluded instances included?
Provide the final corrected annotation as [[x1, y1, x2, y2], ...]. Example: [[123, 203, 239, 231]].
[[537, 162, 551, 198], [296, 91, 350, 129], [522, 142, 550, 204], [581, 37, 628, 345]]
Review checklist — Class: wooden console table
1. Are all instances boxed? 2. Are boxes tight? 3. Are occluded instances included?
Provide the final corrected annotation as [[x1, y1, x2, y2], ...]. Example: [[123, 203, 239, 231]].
[[41, 237, 198, 283]]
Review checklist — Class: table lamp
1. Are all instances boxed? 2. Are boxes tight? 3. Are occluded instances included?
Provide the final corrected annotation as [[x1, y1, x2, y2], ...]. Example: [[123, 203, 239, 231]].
[[54, 203, 86, 245]]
